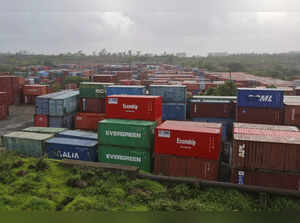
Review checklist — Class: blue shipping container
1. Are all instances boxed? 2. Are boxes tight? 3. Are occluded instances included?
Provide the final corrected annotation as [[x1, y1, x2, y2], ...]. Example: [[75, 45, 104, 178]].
[[162, 103, 186, 121], [49, 90, 79, 116], [46, 137, 98, 161], [191, 117, 234, 141], [49, 113, 75, 129], [149, 85, 187, 103], [106, 85, 146, 96], [57, 130, 97, 141], [35, 91, 68, 115], [237, 88, 284, 108]]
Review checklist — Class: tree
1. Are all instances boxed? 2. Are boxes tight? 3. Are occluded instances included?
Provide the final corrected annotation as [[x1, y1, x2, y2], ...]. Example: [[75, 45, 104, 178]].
[[227, 62, 245, 72], [206, 80, 237, 96]]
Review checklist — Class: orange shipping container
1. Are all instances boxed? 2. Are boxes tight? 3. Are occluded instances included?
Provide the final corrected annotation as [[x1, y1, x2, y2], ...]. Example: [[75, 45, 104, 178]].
[[23, 85, 48, 96]]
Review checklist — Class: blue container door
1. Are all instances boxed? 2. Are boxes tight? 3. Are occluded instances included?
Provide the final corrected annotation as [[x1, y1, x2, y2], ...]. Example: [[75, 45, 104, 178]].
[[150, 86, 186, 103], [237, 89, 284, 108], [106, 87, 145, 96], [162, 103, 186, 121]]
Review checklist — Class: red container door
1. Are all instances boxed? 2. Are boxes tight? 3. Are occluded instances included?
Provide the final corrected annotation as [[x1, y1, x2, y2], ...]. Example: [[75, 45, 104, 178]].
[[106, 95, 162, 121], [75, 113, 106, 131], [80, 98, 106, 113], [34, 115, 48, 127]]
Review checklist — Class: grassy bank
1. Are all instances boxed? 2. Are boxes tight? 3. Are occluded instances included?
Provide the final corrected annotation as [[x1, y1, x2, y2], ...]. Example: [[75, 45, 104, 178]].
[[0, 152, 300, 211]]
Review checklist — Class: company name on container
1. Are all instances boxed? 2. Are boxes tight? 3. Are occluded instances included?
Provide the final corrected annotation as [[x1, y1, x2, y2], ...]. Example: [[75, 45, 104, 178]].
[[106, 154, 141, 163], [96, 89, 105, 94], [105, 130, 141, 138], [57, 151, 80, 159], [176, 138, 196, 146], [250, 94, 273, 103], [123, 104, 138, 110]]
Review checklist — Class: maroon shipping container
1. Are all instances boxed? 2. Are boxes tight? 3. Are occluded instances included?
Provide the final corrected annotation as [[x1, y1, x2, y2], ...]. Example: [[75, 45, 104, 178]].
[[24, 95, 37, 105], [80, 98, 106, 113], [190, 101, 235, 118], [284, 103, 300, 126], [34, 115, 49, 127], [0, 104, 9, 120], [236, 107, 284, 125], [233, 122, 299, 132], [0, 76, 20, 105], [93, 75, 116, 83], [106, 95, 162, 121], [231, 169, 300, 191], [232, 131, 300, 172], [154, 153, 219, 180], [0, 92, 8, 105], [155, 121, 222, 160]]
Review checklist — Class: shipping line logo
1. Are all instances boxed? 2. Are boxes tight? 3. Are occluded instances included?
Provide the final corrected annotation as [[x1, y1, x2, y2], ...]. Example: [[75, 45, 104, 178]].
[[106, 154, 141, 163], [105, 130, 141, 138], [123, 104, 138, 110], [249, 94, 273, 103], [56, 150, 80, 160], [95, 89, 105, 94], [176, 138, 196, 146]]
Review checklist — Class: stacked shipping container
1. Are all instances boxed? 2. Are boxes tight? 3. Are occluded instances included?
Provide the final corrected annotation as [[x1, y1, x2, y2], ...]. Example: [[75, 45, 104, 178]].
[[0, 92, 9, 120], [23, 85, 49, 105], [0, 76, 21, 105]]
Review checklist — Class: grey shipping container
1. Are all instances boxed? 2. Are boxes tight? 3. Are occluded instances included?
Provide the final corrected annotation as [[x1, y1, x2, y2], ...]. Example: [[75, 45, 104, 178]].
[[49, 91, 79, 117], [35, 90, 68, 115], [3, 131, 54, 157], [49, 113, 75, 129], [149, 85, 187, 103]]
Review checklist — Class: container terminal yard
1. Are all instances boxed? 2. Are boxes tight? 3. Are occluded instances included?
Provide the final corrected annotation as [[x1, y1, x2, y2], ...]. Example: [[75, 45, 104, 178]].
[[1, 63, 300, 211]]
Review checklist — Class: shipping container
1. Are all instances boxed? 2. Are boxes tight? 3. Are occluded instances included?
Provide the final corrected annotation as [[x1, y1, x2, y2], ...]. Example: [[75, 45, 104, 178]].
[[49, 113, 75, 129], [22, 127, 66, 134], [154, 153, 219, 180], [80, 98, 105, 113], [106, 95, 162, 121], [34, 115, 48, 127], [189, 99, 235, 119], [23, 85, 48, 96], [162, 103, 186, 121], [191, 118, 233, 141], [149, 85, 187, 103], [75, 112, 106, 131], [46, 137, 98, 162], [99, 145, 151, 172], [98, 119, 157, 150], [232, 132, 300, 172], [79, 82, 113, 98], [192, 95, 237, 101], [106, 85, 146, 96], [284, 97, 300, 126], [93, 75, 115, 83], [0, 92, 8, 105], [3, 131, 54, 157], [57, 130, 97, 141], [236, 107, 284, 125], [231, 169, 300, 191], [233, 122, 299, 132], [0, 104, 9, 120], [35, 91, 68, 115], [0, 76, 20, 105], [49, 91, 79, 117], [237, 88, 284, 108], [155, 121, 222, 160]]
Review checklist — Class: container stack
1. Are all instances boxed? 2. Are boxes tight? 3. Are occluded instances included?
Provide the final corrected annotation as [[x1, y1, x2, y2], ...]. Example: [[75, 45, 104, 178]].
[[0, 92, 9, 120], [149, 85, 187, 121], [106, 85, 146, 96], [23, 85, 49, 105], [236, 88, 284, 125], [0, 76, 21, 105], [154, 121, 222, 180], [48, 91, 79, 128], [189, 96, 236, 142], [284, 96, 300, 126], [35, 91, 68, 127], [231, 122, 300, 190], [75, 82, 112, 131], [98, 95, 162, 172]]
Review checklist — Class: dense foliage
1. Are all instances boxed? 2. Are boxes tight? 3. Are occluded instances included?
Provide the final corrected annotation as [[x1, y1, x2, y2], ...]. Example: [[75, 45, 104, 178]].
[[205, 81, 237, 96], [0, 152, 299, 211]]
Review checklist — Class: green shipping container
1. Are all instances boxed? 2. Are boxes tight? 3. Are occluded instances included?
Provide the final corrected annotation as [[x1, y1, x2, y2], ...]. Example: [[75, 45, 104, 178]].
[[79, 82, 114, 98], [98, 119, 156, 149], [3, 131, 54, 157], [22, 127, 67, 135], [99, 145, 152, 172]]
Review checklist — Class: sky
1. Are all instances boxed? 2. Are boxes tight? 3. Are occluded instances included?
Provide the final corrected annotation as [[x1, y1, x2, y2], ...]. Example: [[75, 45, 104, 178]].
[[1, 0, 300, 56]]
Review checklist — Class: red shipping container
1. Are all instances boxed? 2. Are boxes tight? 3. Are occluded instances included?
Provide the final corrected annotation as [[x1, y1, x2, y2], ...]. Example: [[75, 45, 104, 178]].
[[154, 153, 219, 180], [75, 112, 106, 131], [236, 107, 284, 125], [231, 169, 300, 191], [34, 115, 49, 127], [23, 85, 48, 96], [284, 103, 300, 126], [0, 76, 20, 105], [155, 121, 222, 160], [80, 98, 106, 113], [190, 101, 235, 118], [106, 95, 162, 121], [0, 104, 9, 120], [0, 92, 8, 105]]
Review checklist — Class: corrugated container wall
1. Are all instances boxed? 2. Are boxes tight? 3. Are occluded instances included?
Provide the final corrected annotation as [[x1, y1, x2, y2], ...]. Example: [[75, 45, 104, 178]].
[[162, 103, 186, 121], [23, 85, 48, 96], [237, 88, 284, 108], [46, 137, 98, 162], [106, 85, 146, 96], [49, 91, 79, 117], [34, 115, 49, 127], [35, 91, 67, 115], [80, 98, 105, 113], [0, 76, 20, 105], [149, 85, 187, 103], [79, 82, 113, 98], [49, 113, 75, 129], [75, 113, 106, 131]]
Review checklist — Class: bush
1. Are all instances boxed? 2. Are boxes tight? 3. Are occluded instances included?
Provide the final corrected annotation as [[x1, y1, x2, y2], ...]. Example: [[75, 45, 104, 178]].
[[21, 196, 56, 211]]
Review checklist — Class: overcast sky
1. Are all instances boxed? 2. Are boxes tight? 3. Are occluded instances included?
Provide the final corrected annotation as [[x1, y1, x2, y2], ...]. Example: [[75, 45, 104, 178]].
[[1, 0, 300, 56]]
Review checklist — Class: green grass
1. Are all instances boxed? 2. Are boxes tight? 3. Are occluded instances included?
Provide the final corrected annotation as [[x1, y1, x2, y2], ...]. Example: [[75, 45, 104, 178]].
[[0, 152, 300, 211]]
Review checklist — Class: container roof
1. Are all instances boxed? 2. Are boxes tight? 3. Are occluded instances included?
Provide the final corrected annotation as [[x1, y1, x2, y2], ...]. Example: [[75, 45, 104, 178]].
[[108, 95, 160, 99], [233, 122, 299, 132], [150, 85, 186, 88], [234, 133, 300, 144], [58, 130, 98, 140], [108, 85, 145, 88], [238, 88, 284, 91], [99, 119, 156, 126], [46, 137, 98, 147], [80, 82, 114, 85], [4, 131, 54, 140], [22, 127, 67, 134]]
